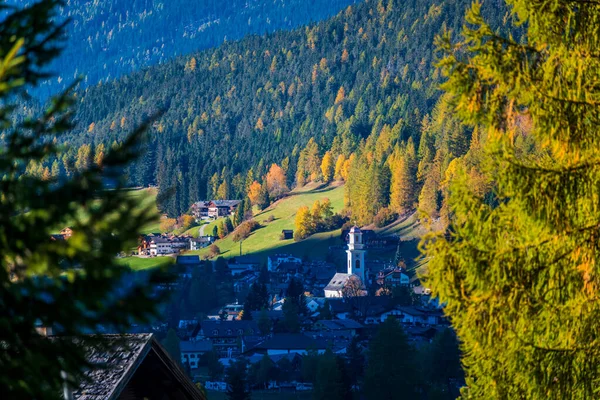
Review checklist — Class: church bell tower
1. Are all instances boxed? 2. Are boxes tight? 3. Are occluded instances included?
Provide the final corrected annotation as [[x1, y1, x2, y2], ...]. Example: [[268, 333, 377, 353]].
[[347, 226, 366, 284]]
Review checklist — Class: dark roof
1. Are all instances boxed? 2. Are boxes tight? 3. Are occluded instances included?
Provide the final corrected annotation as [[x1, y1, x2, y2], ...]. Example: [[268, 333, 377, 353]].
[[277, 262, 302, 272], [180, 340, 213, 353], [176, 255, 201, 265], [229, 255, 261, 265], [253, 334, 328, 351], [281, 229, 293, 233], [201, 320, 259, 337], [317, 319, 363, 330], [250, 310, 284, 320], [212, 200, 241, 207], [74, 334, 204, 400], [324, 273, 352, 291], [327, 299, 353, 313], [312, 266, 336, 281]]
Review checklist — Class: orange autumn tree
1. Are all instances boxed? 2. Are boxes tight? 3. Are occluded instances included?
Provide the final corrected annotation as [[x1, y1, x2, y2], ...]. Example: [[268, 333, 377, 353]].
[[265, 163, 288, 199]]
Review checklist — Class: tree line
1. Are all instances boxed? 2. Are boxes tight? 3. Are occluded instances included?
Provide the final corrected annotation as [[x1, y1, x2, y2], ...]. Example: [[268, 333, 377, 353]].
[[30, 0, 507, 221]]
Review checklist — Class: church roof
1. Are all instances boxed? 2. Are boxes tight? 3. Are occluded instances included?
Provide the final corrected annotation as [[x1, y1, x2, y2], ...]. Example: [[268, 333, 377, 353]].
[[324, 273, 352, 291]]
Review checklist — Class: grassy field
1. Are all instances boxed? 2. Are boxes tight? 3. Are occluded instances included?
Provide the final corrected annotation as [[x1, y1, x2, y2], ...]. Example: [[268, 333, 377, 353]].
[[189, 183, 346, 262], [116, 255, 175, 270], [124, 187, 163, 234]]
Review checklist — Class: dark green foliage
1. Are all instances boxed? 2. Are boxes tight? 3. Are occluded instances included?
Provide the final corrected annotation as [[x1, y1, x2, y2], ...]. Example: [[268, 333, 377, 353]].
[[422, 0, 600, 398], [313, 349, 351, 400], [318, 300, 332, 320], [162, 328, 181, 365], [215, 256, 231, 281], [285, 277, 308, 315], [45, 0, 505, 218], [419, 329, 463, 397], [0, 1, 169, 398], [206, 349, 225, 380], [301, 348, 320, 384], [282, 301, 300, 333], [345, 337, 364, 387], [226, 359, 251, 400], [242, 283, 269, 319], [38, 0, 358, 98], [256, 180, 270, 211], [391, 285, 414, 307], [257, 308, 272, 335], [249, 354, 277, 389], [364, 317, 418, 399]]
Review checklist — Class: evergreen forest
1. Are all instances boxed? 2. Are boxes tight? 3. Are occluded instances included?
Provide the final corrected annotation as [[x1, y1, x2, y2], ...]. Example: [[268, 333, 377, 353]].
[[32, 0, 508, 221], [25, 0, 358, 97]]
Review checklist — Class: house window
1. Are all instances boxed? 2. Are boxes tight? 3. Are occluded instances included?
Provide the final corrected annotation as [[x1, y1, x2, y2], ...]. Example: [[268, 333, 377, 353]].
[[212, 329, 219, 335], [355, 259, 361, 270], [238, 329, 244, 335], [227, 329, 232, 335]]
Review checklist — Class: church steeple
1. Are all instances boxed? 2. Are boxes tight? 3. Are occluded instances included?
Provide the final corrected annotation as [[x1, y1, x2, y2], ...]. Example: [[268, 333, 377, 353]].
[[347, 226, 366, 284]]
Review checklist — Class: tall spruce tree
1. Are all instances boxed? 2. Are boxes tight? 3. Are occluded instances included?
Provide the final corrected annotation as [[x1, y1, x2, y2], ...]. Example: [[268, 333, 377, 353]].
[[0, 1, 168, 397], [364, 317, 417, 399], [423, 1, 600, 398]]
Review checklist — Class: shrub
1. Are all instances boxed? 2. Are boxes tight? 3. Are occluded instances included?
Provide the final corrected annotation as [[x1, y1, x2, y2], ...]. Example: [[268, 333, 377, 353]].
[[160, 217, 177, 232], [374, 207, 398, 228], [207, 244, 221, 258], [232, 219, 260, 242]]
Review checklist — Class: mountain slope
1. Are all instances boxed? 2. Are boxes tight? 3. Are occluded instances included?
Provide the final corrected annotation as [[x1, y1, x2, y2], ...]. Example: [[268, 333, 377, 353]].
[[48, 0, 506, 217], [192, 182, 345, 261], [31, 0, 357, 97]]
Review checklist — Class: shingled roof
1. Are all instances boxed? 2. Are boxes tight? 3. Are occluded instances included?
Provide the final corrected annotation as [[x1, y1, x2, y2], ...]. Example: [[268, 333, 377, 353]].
[[73, 334, 204, 400]]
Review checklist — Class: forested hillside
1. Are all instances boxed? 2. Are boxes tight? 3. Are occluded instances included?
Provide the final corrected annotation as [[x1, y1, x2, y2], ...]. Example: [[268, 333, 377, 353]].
[[40, 0, 508, 220], [29, 0, 357, 97]]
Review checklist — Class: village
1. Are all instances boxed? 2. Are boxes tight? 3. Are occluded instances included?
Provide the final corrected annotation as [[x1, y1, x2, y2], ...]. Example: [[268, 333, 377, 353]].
[[51, 198, 451, 397]]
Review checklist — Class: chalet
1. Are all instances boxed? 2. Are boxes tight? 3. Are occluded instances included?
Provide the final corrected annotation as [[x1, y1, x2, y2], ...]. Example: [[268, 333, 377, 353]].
[[233, 272, 258, 293], [70, 333, 204, 400], [281, 229, 294, 240], [138, 234, 190, 256], [220, 303, 244, 319], [267, 254, 302, 271], [180, 340, 213, 369], [191, 200, 241, 219], [246, 333, 328, 356], [376, 267, 410, 287], [190, 201, 211, 219], [199, 320, 261, 358], [208, 200, 241, 218], [189, 235, 215, 250], [370, 305, 446, 326], [227, 256, 261, 276], [315, 319, 364, 337]]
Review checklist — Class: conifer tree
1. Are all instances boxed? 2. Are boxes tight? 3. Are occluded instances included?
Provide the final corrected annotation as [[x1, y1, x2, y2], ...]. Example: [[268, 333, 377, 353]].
[[389, 146, 416, 214], [423, 1, 600, 398], [320, 150, 334, 183], [364, 317, 417, 399], [0, 2, 168, 396]]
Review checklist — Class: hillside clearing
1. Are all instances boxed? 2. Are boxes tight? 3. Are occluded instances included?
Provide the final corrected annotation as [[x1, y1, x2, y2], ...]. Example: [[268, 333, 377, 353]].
[[190, 183, 345, 262]]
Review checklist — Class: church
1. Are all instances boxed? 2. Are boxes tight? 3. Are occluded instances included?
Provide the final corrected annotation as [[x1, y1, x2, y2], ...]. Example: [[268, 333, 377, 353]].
[[324, 226, 368, 298]]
